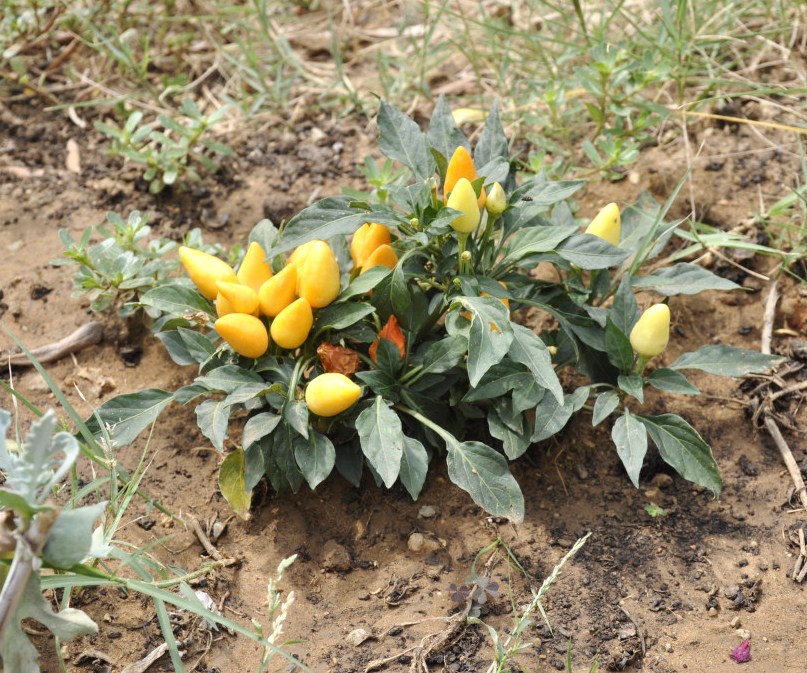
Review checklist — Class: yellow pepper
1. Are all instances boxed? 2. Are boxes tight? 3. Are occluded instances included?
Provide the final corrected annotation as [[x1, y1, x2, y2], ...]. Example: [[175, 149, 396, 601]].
[[350, 223, 391, 268], [359, 243, 398, 274], [178, 246, 237, 300], [258, 263, 298, 317], [446, 177, 481, 234], [270, 297, 313, 349], [287, 239, 319, 268], [585, 202, 621, 246], [297, 241, 340, 308], [215, 313, 269, 358], [215, 280, 260, 317], [444, 146, 485, 207], [236, 241, 273, 293], [485, 182, 507, 217], [629, 304, 670, 358], [305, 373, 362, 417]]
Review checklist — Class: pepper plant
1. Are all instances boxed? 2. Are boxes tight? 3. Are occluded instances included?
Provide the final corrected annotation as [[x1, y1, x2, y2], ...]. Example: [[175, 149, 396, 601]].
[[84, 98, 782, 521]]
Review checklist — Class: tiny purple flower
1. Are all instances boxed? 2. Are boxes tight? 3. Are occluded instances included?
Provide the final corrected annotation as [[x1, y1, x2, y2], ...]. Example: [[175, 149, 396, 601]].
[[730, 639, 751, 664]]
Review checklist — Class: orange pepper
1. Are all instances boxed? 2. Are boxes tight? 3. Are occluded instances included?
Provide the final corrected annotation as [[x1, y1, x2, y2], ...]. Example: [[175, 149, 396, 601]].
[[369, 315, 406, 362]]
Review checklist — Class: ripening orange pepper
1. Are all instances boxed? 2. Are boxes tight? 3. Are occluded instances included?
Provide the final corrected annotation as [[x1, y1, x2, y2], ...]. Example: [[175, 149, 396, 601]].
[[444, 146, 485, 207], [351, 223, 391, 268], [178, 246, 237, 300], [214, 313, 269, 358], [369, 315, 406, 362]]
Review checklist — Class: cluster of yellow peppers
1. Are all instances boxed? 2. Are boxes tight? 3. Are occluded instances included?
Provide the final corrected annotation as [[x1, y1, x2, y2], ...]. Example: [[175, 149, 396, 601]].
[[178, 223, 399, 418]]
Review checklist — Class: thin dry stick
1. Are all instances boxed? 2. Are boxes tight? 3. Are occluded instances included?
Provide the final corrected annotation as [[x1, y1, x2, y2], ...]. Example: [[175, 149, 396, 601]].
[[759, 281, 807, 513], [185, 516, 232, 564], [5, 321, 103, 367]]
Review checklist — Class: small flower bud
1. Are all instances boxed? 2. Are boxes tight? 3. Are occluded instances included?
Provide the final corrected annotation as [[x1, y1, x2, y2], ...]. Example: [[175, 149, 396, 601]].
[[485, 182, 507, 217], [409, 217, 420, 229], [547, 345, 558, 356], [460, 250, 472, 262]]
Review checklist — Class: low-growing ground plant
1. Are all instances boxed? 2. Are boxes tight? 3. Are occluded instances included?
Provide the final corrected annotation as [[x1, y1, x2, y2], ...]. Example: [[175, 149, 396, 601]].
[[78, 99, 782, 520]]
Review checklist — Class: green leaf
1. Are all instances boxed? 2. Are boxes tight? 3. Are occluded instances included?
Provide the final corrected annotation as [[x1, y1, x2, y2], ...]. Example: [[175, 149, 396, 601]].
[[474, 101, 509, 167], [509, 324, 564, 403], [43, 502, 107, 568], [612, 410, 648, 488], [339, 266, 392, 301], [412, 336, 467, 376], [617, 373, 644, 403], [446, 441, 525, 522], [631, 263, 741, 295], [648, 368, 699, 395], [178, 327, 217, 362], [197, 365, 263, 393], [518, 178, 585, 207], [242, 412, 281, 449], [488, 410, 531, 460], [248, 218, 279, 253], [314, 302, 375, 334], [283, 400, 309, 439], [355, 396, 403, 488], [377, 100, 436, 180], [399, 435, 429, 500], [272, 196, 398, 255], [637, 413, 722, 494], [605, 319, 634, 372], [592, 390, 620, 426], [501, 224, 577, 264], [458, 297, 514, 387], [532, 386, 589, 442], [265, 426, 304, 493], [428, 94, 470, 168], [84, 389, 173, 447], [218, 448, 252, 519], [609, 277, 641, 337], [464, 370, 532, 402], [555, 233, 631, 269], [196, 398, 230, 451], [335, 441, 364, 487], [669, 345, 784, 377], [140, 284, 212, 317], [294, 430, 336, 490], [155, 330, 196, 365]]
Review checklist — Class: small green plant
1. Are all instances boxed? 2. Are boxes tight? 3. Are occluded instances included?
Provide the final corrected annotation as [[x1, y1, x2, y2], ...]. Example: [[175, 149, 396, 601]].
[[81, 99, 782, 522], [644, 503, 666, 518], [95, 99, 233, 194]]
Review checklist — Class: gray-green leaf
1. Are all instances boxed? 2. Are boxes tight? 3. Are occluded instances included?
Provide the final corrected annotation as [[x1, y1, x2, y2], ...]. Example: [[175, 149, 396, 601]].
[[399, 436, 429, 500], [295, 430, 336, 490], [632, 263, 741, 296], [355, 397, 403, 488], [669, 345, 783, 377], [85, 389, 173, 447], [509, 324, 564, 403], [612, 410, 648, 488]]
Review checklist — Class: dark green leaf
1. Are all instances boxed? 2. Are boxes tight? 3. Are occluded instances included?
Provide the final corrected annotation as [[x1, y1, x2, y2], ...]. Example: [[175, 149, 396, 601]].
[[355, 396, 403, 488], [446, 441, 524, 522], [473, 101, 509, 167], [248, 218, 279, 253], [355, 369, 399, 400], [428, 94, 470, 168], [178, 327, 217, 362], [242, 412, 281, 448], [399, 436, 429, 500], [518, 179, 585, 207], [339, 266, 392, 301], [266, 426, 304, 493], [295, 430, 336, 489], [272, 196, 398, 255], [617, 373, 644, 403], [155, 330, 195, 365], [314, 302, 375, 334], [390, 261, 411, 312], [459, 297, 514, 387], [648, 368, 699, 395], [532, 386, 589, 442], [197, 365, 263, 394], [218, 448, 251, 519], [84, 389, 173, 447], [412, 336, 467, 376], [244, 442, 264, 491], [669, 345, 784, 377], [501, 224, 577, 264], [140, 284, 213, 317], [610, 277, 641, 336], [555, 233, 631, 269], [612, 410, 648, 488], [605, 319, 634, 372], [196, 398, 230, 450], [283, 400, 309, 439], [509, 323, 564, 403], [488, 411, 531, 460], [637, 413, 722, 494], [335, 441, 364, 487], [377, 100, 435, 180], [632, 263, 741, 295], [464, 371, 533, 402], [592, 390, 620, 426]]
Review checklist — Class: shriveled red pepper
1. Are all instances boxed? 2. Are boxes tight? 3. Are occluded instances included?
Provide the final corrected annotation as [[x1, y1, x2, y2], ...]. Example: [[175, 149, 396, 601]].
[[317, 342, 361, 375], [369, 315, 406, 363]]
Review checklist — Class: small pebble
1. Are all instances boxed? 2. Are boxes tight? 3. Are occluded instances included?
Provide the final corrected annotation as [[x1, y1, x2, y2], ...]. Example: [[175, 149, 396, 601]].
[[730, 616, 741, 628], [418, 505, 439, 519], [736, 628, 751, 640], [723, 585, 740, 600], [708, 607, 718, 618], [357, 593, 370, 601], [346, 628, 372, 646], [408, 532, 425, 552], [665, 643, 674, 653]]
